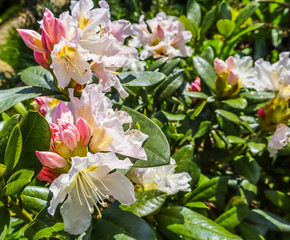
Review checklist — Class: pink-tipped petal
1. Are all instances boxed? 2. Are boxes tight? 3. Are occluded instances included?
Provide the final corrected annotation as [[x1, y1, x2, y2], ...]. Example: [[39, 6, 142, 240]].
[[43, 9, 55, 37], [37, 167, 59, 183], [225, 56, 237, 71], [53, 19, 66, 44], [36, 151, 68, 169], [157, 24, 164, 39], [17, 29, 45, 53], [189, 77, 201, 92], [76, 117, 91, 146], [214, 58, 227, 74], [58, 121, 80, 152], [34, 51, 50, 69], [41, 30, 54, 53], [53, 101, 74, 124], [228, 70, 239, 85]]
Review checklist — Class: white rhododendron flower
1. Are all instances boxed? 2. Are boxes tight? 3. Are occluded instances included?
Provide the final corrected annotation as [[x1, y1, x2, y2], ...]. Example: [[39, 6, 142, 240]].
[[128, 158, 191, 195], [48, 152, 135, 235], [129, 12, 193, 60], [268, 124, 290, 157]]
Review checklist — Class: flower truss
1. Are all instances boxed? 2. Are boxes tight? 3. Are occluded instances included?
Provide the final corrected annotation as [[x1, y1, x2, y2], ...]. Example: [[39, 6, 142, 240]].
[[129, 12, 193, 60], [18, 0, 138, 98]]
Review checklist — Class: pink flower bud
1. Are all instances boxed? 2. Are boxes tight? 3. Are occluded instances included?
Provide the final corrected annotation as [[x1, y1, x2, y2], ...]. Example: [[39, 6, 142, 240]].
[[37, 167, 59, 183], [43, 9, 55, 37], [36, 151, 68, 169], [53, 101, 74, 124], [76, 117, 91, 146], [157, 24, 164, 39], [58, 121, 80, 152], [17, 29, 45, 53], [225, 56, 237, 71], [52, 19, 66, 44], [189, 77, 201, 92], [41, 29, 54, 53], [34, 51, 50, 69], [228, 70, 239, 85], [257, 107, 265, 119], [214, 58, 227, 74]]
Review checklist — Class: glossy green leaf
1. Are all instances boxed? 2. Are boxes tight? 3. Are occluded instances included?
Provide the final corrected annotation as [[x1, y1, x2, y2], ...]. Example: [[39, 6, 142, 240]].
[[17, 111, 51, 175], [190, 101, 206, 120], [179, 15, 198, 39], [193, 57, 216, 90], [222, 98, 247, 109], [20, 66, 57, 90], [161, 58, 180, 75], [155, 70, 184, 103], [227, 23, 263, 44], [233, 156, 260, 184], [264, 190, 290, 210], [183, 91, 208, 99], [217, 19, 235, 37], [4, 125, 22, 174], [216, 109, 240, 124], [218, 1, 232, 20], [215, 204, 248, 231], [114, 104, 170, 167], [13, 102, 27, 116], [172, 145, 200, 185], [21, 186, 50, 212], [240, 91, 275, 102], [156, 206, 242, 240], [118, 71, 166, 87], [120, 190, 167, 217], [0, 114, 19, 163], [200, 6, 218, 36], [200, 46, 214, 63], [235, 2, 259, 29], [94, 208, 155, 240], [227, 136, 246, 144], [185, 176, 228, 205], [25, 207, 69, 240], [247, 209, 290, 232], [3, 169, 34, 196], [185, 202, 209, 210], [187, 0, 201, 26], [0, 204, 10, 240], [147, 57, 168, 71], [160, 111, 186, 121], [247, 142, 265, 155], [0, 86, 65, 114]]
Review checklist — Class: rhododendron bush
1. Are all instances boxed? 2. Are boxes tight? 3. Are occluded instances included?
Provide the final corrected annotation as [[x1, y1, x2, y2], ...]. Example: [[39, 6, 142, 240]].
[[1, 0, 290, 239]]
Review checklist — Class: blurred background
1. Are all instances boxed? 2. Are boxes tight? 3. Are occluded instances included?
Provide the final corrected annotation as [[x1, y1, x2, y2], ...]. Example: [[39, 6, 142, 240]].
[[0, 0, 289, 90]]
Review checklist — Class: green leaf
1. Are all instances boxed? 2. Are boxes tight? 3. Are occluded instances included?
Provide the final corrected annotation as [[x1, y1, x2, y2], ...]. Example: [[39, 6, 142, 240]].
[[227, 136, 246, 144], [0, 86, 65, 114], [217, 19, 235, 37], [264, 190, 290, 210], [172, 145, 200, 185], [235, 2, 259, 29], [118, 71, 166, 87], [0, 204, 10, 240], [4, 125, 22, 174], [200, 46, 215, 64], [215, 204, 249, 231], [222, 98, 247, 109], [185, 202, 209, 210], [187, 0, 201, 26], [21, 186, 50, 212], [193, 57, 216, 90], [156, 206, 242, 240], [247, 209, 290, 232], [183, 91, 208, 99], [113, 104, 170, 167], [120, 190, 167, 217], [189, 101, 206, 120], [216, 109, 240, 124], [0, 114, 20, 163], [247, 142, 265, 155], [147, 57, 168, 71], [240, 91, 275, 102], [20, 66, 57, 90], [179, 15, 198, 39], [25, 207, 69, 240], [13, 102, 27, 117], [233, 156, 260, 184], [161, 58, 180, 75], [185, 176, 228, 205], [227, 23, 263, 44], [160, 111, 185, 121], [200, 6, 218, 36], [17, 111, 51, 175], [3, 169, 34, 196], [218, 1, 232, 20], [94, 208, 155, 240], [155, 70, 184, 103]]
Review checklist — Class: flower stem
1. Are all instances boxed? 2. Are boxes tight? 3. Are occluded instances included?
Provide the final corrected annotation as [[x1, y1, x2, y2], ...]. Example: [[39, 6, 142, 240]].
[[8, 197, 33, 223]]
